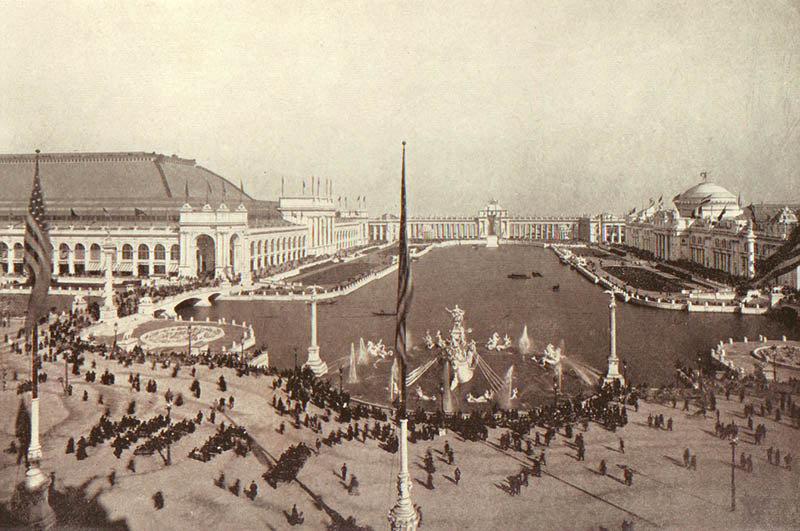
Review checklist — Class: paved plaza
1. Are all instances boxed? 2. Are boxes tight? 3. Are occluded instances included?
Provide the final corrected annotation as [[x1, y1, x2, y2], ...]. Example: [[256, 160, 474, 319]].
[[2, 322, 798, 530]]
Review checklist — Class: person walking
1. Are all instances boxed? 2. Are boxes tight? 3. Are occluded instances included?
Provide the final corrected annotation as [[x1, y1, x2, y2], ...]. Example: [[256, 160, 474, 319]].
[[454, 467, 461, 485], [619, 439, 625, 454], [341, 463, 348, 481]]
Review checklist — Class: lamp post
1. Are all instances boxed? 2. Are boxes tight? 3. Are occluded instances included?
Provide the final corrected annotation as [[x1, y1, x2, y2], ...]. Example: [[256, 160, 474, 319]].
[[294, 347, 297, 370], [729, 437, 738, 512], [187, 324, 192, 358], [113, 321, 118, 352], [339, 366, 343, 394]]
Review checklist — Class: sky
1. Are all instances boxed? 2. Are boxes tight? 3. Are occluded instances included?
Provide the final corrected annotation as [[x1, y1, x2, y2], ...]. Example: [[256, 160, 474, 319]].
[[2, 0, 799, 217]]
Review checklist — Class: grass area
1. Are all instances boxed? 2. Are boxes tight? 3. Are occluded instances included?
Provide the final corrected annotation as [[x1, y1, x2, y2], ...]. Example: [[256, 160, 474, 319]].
[[289, 247, 396, 287], [570, 247, 614, 258], [604, 266, 686, 293]]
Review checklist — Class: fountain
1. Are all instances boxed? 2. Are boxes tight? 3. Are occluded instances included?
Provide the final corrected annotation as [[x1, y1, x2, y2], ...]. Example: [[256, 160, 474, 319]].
[[518, 325, 531, 355], [347, 343, 359, 384], [357, 337, 369, 366]]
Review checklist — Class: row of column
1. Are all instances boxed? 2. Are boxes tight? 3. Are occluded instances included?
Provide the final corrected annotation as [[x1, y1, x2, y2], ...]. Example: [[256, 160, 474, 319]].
[[601, 225, 624, 243], [507, 223, 571, 240], [653, 233, 670, 260], [311, 216, 333, 252]]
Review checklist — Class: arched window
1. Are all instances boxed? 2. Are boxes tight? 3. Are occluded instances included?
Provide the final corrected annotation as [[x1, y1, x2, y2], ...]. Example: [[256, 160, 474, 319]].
[[170, 244, 180, 261], [154, 244, 166, 261], [270, 240, 274, 253], [122, 244, 133, 260], [90, 243, 101, 261], [74, 243, 85, 261], [59, 243, 70, 261], [138, 244, 149, 260], [251, 241, 255, 255]]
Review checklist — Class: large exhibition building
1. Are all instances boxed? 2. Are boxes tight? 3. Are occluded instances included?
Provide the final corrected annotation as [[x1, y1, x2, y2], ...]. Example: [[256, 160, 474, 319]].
[[0, 152, 369, 283], [625, 179, 800, 288]]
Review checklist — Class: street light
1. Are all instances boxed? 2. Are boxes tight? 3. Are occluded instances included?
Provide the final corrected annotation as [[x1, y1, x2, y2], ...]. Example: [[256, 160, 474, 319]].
[[729, 436, 738, 512], [187, 324, 192, 358], [339, 366, 343, 394]]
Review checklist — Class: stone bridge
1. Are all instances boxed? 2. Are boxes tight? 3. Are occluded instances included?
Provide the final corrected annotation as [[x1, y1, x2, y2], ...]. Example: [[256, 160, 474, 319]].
[[144, 287, 235, 318]]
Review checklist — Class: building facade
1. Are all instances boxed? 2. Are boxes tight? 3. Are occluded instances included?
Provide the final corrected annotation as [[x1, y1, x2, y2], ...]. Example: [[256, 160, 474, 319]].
[[624, 180, 800, 288], [0, 152, 368, 283], [368, 200, 606, 244]]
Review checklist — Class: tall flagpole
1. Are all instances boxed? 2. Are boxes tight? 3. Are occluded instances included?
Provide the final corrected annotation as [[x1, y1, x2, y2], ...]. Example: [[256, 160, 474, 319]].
[[11, 149, 55, 528], [389, 141, 419, 530]]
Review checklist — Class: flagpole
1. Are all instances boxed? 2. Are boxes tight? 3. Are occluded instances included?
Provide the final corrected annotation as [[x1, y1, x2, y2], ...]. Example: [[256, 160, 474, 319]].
[[389, 141, 419, 531], [26, 323, 46, 489], [11, 149, 55, 528]]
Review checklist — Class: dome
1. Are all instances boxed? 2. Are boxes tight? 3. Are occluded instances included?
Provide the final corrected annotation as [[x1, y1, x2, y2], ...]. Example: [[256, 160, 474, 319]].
[[673, 181, 741, 219]]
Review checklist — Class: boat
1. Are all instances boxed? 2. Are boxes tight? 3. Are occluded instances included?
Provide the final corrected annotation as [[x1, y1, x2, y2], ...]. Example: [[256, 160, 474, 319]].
[[507, 273, 529, 279], [372, 310, 397, 317], [552, 284, 560, 291], [531, 271, 543, 278], [307, 299, 337, 305]]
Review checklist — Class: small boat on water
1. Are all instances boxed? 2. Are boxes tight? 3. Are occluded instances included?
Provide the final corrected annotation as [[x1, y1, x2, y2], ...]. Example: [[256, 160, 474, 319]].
[[552, 284, 560, 292], [531, 271, 543, 278], [307, 299, 337, 305], [372, 310, 397, 317], [507, 273, 529, 279]]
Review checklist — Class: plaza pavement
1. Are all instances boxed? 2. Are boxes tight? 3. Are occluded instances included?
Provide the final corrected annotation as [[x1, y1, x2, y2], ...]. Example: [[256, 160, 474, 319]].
[[1, 331, 798, 530]]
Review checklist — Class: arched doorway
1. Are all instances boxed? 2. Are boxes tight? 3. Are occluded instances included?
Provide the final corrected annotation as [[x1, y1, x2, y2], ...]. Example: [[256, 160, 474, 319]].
[[229, 234, 240, 275], [196, 234, 215, 278]]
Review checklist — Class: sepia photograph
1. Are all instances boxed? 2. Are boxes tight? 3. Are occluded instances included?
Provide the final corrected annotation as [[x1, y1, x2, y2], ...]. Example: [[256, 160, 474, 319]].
[[1, 1, 799, 529]]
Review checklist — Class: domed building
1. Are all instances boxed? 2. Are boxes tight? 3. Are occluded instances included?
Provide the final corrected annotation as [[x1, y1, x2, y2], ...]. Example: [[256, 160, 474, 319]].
[[0, 151, 369, 282], [625, 176, 800, 288], [672, 181, 742, 220]]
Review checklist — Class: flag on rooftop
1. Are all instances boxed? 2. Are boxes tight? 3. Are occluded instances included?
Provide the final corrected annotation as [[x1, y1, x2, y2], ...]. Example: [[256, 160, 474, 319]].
[[23, 150, 52, 335]]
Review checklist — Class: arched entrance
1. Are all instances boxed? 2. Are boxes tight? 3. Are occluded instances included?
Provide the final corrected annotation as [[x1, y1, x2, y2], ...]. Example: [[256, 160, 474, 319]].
[[196, 234, 215, 278], [229, 234, 240, 275]]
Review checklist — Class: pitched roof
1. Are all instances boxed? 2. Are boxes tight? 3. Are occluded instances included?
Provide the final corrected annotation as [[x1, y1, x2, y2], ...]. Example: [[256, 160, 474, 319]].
[[0, 152, 253, 203]]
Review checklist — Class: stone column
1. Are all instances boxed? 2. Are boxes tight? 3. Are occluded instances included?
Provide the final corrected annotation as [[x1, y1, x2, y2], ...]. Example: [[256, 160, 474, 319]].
[[603, 291, 624, 387], [99, 240, 117, 322], [303, 289, 328, 376]]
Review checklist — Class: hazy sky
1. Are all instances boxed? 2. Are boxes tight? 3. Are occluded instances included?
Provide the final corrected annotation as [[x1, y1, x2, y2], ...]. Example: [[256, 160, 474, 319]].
[[2, 1, 799, 216]]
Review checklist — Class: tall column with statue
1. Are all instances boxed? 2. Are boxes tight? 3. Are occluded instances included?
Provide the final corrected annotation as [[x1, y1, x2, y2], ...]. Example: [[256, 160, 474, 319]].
[[99, 238, 117, 322], [602, 290, 624, 387], [303, 286, 328, 376]]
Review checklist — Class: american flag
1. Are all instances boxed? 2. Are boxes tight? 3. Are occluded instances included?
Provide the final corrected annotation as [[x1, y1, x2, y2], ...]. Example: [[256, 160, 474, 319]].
[[24, 150, 52, 335], [394, 141, 414, 415]]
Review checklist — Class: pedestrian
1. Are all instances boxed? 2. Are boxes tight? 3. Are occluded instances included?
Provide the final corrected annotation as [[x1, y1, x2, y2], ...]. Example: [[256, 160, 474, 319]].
[[341, 463, 347, 481], [599, 459, 606, 476], [683, 448, 690, 468], [153, 491, 164, 510], [667, 418, 673, 431], [690, 455, 697, 471], [619, 439, 625, 454], [454, 467, 461, 485], [785, 453, 792, 471], [768, 447, 774, 465]]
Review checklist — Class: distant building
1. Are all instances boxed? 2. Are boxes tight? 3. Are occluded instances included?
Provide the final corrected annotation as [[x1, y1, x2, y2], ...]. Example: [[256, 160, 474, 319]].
[[0, 152, 368, 283], [625, 180, 800, 289]]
